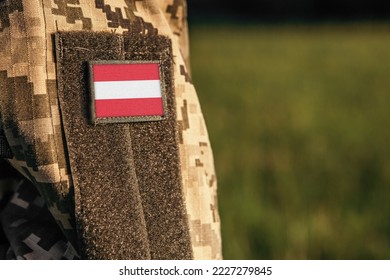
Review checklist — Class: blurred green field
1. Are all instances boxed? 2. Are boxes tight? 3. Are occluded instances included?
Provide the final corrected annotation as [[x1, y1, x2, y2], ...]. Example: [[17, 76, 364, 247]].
[[189, 24, 390, 259]]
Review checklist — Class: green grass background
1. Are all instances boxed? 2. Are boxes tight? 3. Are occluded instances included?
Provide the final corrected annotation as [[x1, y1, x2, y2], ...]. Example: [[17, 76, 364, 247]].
[[189, 24, 390, 259]]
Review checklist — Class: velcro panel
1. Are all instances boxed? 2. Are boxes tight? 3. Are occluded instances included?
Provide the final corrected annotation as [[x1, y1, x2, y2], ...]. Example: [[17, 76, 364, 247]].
[[55, 31, 192, 259], [124, 34, 193, 259], [55, 32, 150, 259]]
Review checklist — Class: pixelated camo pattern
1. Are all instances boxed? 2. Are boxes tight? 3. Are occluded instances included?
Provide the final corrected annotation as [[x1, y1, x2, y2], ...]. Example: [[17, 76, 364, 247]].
[[0, 0, 221, 259], [0, 178, 79, 259]]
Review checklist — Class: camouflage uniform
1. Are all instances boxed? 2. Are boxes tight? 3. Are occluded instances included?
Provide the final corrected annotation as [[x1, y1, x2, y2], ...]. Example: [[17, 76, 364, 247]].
[[0, 0, 221, 259]]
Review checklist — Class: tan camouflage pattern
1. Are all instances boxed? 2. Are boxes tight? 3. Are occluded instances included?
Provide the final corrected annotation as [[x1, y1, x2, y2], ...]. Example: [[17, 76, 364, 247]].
[[0, 0, 221, 259]]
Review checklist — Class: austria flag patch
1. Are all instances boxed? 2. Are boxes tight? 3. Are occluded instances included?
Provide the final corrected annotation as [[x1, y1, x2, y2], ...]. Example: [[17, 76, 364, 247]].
[[89, 61, 167, 124]]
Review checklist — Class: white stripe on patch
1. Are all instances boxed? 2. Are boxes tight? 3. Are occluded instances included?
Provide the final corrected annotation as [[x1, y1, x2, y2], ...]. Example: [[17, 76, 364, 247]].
[[94, 80, 162, 100]]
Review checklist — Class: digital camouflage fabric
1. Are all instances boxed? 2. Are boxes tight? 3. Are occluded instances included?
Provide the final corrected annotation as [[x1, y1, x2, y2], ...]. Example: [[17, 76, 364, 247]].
[[0, 0, 221, 259]]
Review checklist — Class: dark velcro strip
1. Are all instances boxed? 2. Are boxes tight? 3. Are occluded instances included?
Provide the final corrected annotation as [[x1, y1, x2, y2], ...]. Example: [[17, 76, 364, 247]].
[[55, 32, 150, 259], [124, 34, 193, 259], [55, 31, 192, 259]]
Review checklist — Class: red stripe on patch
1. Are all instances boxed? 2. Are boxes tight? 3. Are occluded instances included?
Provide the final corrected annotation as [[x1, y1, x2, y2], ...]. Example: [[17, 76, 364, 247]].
[[93, 63, 160, 82], [95, 98, 164, 118]]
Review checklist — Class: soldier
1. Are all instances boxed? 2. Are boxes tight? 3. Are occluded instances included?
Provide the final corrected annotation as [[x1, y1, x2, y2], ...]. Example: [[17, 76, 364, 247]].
[[0, 0, 221, 259]]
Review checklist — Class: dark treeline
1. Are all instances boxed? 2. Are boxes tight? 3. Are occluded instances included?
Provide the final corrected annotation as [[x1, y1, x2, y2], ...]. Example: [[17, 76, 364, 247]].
[[188, 0, 390, 22]]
